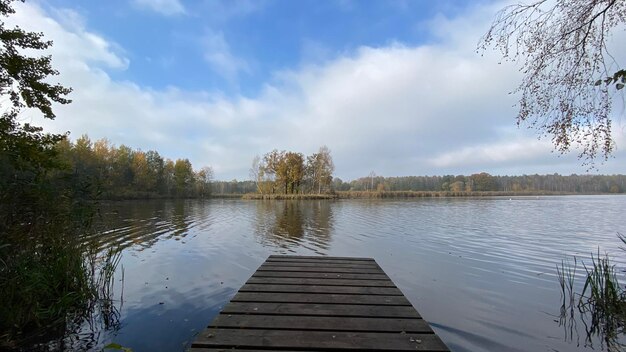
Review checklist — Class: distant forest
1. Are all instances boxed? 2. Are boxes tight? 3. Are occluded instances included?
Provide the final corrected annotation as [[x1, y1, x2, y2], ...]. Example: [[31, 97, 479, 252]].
[[57, 136, 625, 197], [214, 173, 626, 195]]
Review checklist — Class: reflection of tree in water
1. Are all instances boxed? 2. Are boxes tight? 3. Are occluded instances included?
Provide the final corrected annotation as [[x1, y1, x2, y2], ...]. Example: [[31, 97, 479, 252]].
[[304, 200, 332, 250], [253, 200, 334, 252], [92, 200, 206, 252], [275, 201, 305, 239], [169, 200, 190, 239]]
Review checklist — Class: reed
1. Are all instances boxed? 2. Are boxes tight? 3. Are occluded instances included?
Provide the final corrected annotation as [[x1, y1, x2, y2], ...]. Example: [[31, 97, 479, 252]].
[[557, 258, 578, 308], [0, 230, 123, 349], [335, 190, 561, 198], [242, 193, 337, 200], [557, 233, 626, 349], [0, 182, 123, 350]]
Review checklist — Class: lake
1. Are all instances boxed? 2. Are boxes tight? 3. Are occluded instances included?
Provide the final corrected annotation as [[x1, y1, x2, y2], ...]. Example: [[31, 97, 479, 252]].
[[69, 195, 626, 351]]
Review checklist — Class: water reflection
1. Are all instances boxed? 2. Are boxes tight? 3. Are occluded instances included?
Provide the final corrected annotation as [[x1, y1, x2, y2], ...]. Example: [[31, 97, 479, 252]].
[[24, 249, 125, 352], [556, 260, 626, 351], [253, 200, 334, 252], [557, 295, 626, 351], [90, 200, 207, 252], [60, 196, 626, 352]]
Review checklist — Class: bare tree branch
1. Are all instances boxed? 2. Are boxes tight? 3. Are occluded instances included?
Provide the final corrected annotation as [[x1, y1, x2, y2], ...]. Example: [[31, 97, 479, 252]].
[[479, 0, 626, 167]]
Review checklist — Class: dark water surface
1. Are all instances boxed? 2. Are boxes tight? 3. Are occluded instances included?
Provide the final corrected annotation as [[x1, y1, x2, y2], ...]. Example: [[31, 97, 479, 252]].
[[74, 196, 626, 351]]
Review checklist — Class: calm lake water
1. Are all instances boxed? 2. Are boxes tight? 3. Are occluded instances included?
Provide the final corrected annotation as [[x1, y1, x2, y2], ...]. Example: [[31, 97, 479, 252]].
[[69, 196, 626, 352]]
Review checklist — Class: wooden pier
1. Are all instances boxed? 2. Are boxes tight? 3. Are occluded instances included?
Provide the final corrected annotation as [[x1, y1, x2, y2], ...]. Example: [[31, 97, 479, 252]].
[[190, 255, 449, 351]]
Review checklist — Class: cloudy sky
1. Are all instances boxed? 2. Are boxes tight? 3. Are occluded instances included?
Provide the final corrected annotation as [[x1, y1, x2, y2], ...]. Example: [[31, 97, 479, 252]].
[[8, 0, 626, 180]]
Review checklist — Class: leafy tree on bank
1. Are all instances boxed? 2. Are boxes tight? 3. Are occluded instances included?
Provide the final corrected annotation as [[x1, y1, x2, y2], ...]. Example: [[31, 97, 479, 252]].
[[284, 151, 305, 194], [0, 0, 73, 236], [174, 158, 193, 196], [0, 0, 73, 223], [306, 146, 335, 194], [480, 0, 626, 166], [252, 147, 335, 195], [51, 136, 214, 199], [0, 0, 106, 345]]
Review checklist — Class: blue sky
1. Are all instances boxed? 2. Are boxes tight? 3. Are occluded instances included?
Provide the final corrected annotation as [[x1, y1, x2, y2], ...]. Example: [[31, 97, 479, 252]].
[[44, 0, 475, 95], [8, 0, 626, 180]]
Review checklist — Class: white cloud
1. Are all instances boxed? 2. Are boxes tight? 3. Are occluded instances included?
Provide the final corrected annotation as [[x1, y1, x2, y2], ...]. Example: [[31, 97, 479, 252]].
[[133, 0, 185, 16], [202, 30, 250, 83], [428, 138, 552, 168], [7, 1, 626, 180]]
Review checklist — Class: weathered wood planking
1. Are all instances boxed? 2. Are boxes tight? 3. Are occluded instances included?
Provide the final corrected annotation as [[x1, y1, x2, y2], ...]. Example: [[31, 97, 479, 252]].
[[190, 255, 449, 351]]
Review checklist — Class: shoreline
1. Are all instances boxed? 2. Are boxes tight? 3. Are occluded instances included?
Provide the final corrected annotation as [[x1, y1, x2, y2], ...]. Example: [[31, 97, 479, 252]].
[[95, 191, 624, 201], [240, 190, 615, 200]]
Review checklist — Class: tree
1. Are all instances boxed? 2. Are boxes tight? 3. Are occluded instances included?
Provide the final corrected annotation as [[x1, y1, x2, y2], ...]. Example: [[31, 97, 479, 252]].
[[306, 146, 335, 194], [145, 150, 164, 192], [284, 152, 304, 194], [132, 150, 155, 192], [470, 172, 497, 192], [0, 0, 73, 227], [111, 145, 134, 190], [450, 180, 465, 192], [262, 149, 283, 193], [257, 149, 308, 194], [195, 166, 214, 197], [368, 171, 376, 191], [480, 0, 626, 165], [163, 159, 175, 195], [0, 0, 72, 168], [249, 155, 263, 193], [174, 158, 194, 196]]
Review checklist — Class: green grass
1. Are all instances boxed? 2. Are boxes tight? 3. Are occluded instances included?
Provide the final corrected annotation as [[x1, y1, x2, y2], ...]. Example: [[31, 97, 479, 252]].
[[0, 215, 123, 349]]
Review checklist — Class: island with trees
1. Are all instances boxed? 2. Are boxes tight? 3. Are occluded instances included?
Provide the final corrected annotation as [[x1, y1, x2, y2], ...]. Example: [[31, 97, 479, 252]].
[[245, 146, 335, 199]]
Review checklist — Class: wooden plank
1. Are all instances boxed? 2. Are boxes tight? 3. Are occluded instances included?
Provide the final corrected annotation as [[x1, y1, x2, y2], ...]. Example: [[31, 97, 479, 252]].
[[221, 302, 421, 318], [190, 350, 303, 352], [231, 292, 411, 305], [192, 329, 448, 351], [257, 265, 384, 274], [240, 283, 403, 296], [252, 271, 390, 280], [269, 255, 375, 262], [263, 262, 380, 269], [267, 258, 380, 265], [247, 277, 396, 287], [209, 314, 433, 333], [190, 256, 449, 351]]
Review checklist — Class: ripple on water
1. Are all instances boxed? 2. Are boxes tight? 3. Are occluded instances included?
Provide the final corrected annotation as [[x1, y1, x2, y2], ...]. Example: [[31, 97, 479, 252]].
[[75, 196, 626, 352]]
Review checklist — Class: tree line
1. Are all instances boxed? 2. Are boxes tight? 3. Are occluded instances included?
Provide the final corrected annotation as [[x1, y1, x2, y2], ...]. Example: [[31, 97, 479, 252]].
[[249, 146, 335, 194], [334, 172, 626, 194], [213, 172, 626, 195], [55, 135, 214, 199]]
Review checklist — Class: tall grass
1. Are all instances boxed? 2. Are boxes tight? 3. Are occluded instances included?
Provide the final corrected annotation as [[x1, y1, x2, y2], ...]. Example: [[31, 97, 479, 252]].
[[0, 166, 123, 349], [557, 234, 626, 350], [0, 227, 123, 349], [557, 258, 578, 308]]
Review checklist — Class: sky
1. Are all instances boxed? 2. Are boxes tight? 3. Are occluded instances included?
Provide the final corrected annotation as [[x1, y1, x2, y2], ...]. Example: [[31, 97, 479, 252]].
[[6, 0, 626, 180]]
